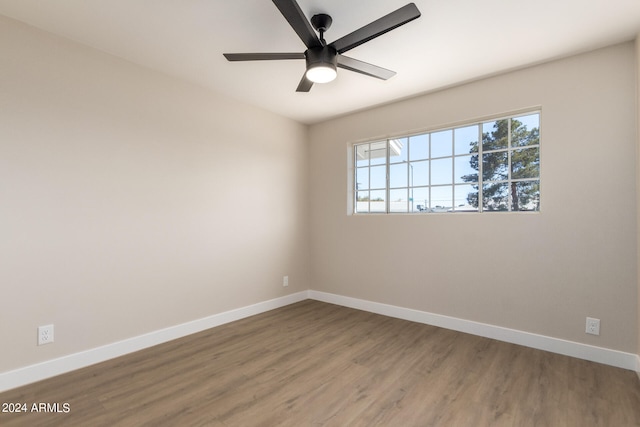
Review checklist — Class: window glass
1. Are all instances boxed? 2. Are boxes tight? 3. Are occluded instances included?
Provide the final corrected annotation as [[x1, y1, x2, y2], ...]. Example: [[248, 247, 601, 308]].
[[353, 111, 540, 214], [483, 182, 509, 211], [454, 125, 479, 156], [389, 163, 408, 188], [356, 192, 369, 213], [411, 160, 429, 187], [431, 186, 452, 211], [390, 189, 408, 213], [369, 141, 387, 166], [369, 190, 386, 213], [512, 147, 540, 179], [454, 155, 476, 184], [411, 187, 429, 212], [512, 114, 540, 147], [454, 184, 478, 211], [431, 158, 453, 185], [355, 144, 370, 167], [356, 167, 369, 190], [483, 120, 508, 151], [370, 165, 386, 189], [512, 180, 540, 211], [482, 151, 508, 182], [409, 134, 429, 160], [431, 130, 452, 158], [389, 138, 408, 163]]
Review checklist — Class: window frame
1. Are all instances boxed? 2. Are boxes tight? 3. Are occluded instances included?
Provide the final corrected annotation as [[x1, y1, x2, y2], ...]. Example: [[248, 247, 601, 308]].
[[352, 110, 541, 214]]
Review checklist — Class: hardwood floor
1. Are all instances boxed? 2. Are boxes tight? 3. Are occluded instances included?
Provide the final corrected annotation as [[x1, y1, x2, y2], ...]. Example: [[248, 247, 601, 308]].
[[1, 300, 639, 426]]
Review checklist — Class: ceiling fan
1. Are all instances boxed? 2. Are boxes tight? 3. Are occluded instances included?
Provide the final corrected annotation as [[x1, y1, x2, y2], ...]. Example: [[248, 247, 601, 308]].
[[223, 0, 421, 92]]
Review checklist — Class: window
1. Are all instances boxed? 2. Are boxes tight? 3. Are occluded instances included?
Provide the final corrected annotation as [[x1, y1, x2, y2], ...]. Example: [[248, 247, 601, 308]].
[[354, 112, 540, 213]]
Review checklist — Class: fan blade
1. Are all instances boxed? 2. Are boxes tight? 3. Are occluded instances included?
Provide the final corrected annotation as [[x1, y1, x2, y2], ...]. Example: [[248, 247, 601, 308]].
[[296, 74, 314, 92], [337, 55, 396, 80], [329, 3, 421, 54], [224, 53, 305, 61], [272, 0, 321, 49]]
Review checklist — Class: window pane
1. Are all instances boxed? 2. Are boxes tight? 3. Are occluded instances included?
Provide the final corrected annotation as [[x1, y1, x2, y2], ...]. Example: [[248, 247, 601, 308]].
[[483, 120, 508, 151], [369, 190, 386, 213], [512, 114, 540, 147], [455, 155, 477, 184], [483, 151, 508, 181], [356, 191, 369, 213], [355, 144, 370, 167], [483, 182, 509, 211], [411, 160, 429, 186], [431, 186, 452, 211], [431, 158, 453, 185], [389, 138, 408, 163], [369, 141, 387, 165], [511, 147, 540, 179], [455, 184, 478, 211], [390, 163, 407, 188], [411, 187, 429, 212], [409, 134, 428, 160], [454, 125, 479, 156], [512, 180, 540, 211], [454, 184, 478, 211], [370, 165, 386, 189], [356, 167, 369, 190], [390, 189, 408, 213], [431, 130, 452, 158]]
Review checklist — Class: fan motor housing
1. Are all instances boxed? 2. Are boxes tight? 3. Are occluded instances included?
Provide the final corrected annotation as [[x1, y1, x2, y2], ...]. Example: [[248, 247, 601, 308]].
[[305, 46, 337, 69]]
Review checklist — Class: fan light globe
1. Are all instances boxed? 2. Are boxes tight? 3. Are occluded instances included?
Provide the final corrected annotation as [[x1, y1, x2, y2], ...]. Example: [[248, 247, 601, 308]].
[[306, 64, 337, 83]]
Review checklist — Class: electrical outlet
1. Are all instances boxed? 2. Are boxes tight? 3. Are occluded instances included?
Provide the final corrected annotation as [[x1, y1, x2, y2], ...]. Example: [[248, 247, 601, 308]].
[[586, 317, 600, 336], [283, 276, 289, 287], [38, 324, 54, 345]]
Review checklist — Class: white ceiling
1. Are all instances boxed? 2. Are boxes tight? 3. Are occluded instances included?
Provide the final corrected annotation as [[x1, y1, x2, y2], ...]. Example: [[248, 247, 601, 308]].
[[1, 0, 639, 124]]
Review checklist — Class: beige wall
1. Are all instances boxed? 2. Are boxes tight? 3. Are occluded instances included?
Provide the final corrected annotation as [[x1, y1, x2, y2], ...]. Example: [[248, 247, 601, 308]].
[[309, 42, 638, 353], [0, 16, 309, 372]]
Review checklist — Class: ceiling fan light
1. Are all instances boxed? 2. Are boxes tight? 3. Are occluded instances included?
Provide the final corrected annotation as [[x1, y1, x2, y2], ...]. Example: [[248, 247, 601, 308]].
[[306, 64, 337, 83], [304, 46, 338, 84]]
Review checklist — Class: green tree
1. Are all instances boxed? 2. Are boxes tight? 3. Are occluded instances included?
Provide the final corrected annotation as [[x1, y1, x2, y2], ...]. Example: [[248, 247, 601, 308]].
[[462, 118, 539, 211]]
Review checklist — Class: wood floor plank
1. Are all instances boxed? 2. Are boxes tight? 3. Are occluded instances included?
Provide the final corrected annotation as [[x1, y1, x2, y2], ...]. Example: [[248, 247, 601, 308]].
[[1, 300, 639, 426]]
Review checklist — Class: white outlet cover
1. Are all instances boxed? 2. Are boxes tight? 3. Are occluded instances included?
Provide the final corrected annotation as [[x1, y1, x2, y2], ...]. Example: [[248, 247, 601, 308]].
[[38, 324, 54, 345], [585, 317, 600, 336]]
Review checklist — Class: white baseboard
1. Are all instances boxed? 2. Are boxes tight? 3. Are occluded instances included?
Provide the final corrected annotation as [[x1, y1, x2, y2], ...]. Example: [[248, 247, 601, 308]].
[[2, 289, 638, 393], [0, 291, 309, 393], [308, 290, 639, 372]]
